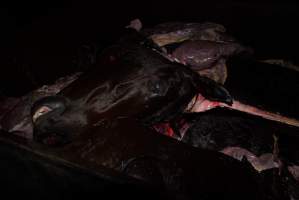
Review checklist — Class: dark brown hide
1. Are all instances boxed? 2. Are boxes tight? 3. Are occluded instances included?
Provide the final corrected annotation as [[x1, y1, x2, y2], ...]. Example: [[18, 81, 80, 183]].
[[32, 31, 231, 144]]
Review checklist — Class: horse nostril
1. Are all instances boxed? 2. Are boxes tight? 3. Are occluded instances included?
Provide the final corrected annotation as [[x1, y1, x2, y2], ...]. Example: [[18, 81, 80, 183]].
[[31, 96, 68, 123], [32, 106, 53, 123]]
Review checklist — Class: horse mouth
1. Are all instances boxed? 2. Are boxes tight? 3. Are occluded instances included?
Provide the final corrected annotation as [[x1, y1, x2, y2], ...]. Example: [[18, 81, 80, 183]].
[[35, 131, 70, 146]]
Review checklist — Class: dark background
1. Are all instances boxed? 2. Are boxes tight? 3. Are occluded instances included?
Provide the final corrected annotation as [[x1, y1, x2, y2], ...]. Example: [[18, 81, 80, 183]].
[[1, 0, 298, 96]]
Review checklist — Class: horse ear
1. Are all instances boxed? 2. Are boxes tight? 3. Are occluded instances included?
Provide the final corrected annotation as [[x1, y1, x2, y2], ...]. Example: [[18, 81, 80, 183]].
[[196, 76, 233, 105]]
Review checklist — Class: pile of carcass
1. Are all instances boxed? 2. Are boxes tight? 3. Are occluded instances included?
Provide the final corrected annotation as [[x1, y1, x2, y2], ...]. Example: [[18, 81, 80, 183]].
[[1, 19, 299, 200]]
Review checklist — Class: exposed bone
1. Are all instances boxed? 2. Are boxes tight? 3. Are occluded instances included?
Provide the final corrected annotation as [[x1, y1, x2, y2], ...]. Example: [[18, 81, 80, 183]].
[[187, 95, 299, 128], [260, 59, 299, 72], [227, 101, 299, 128]]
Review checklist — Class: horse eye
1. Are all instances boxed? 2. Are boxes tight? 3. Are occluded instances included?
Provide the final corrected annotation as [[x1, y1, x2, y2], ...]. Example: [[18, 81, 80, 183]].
[[32, 106, 52, 123]]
